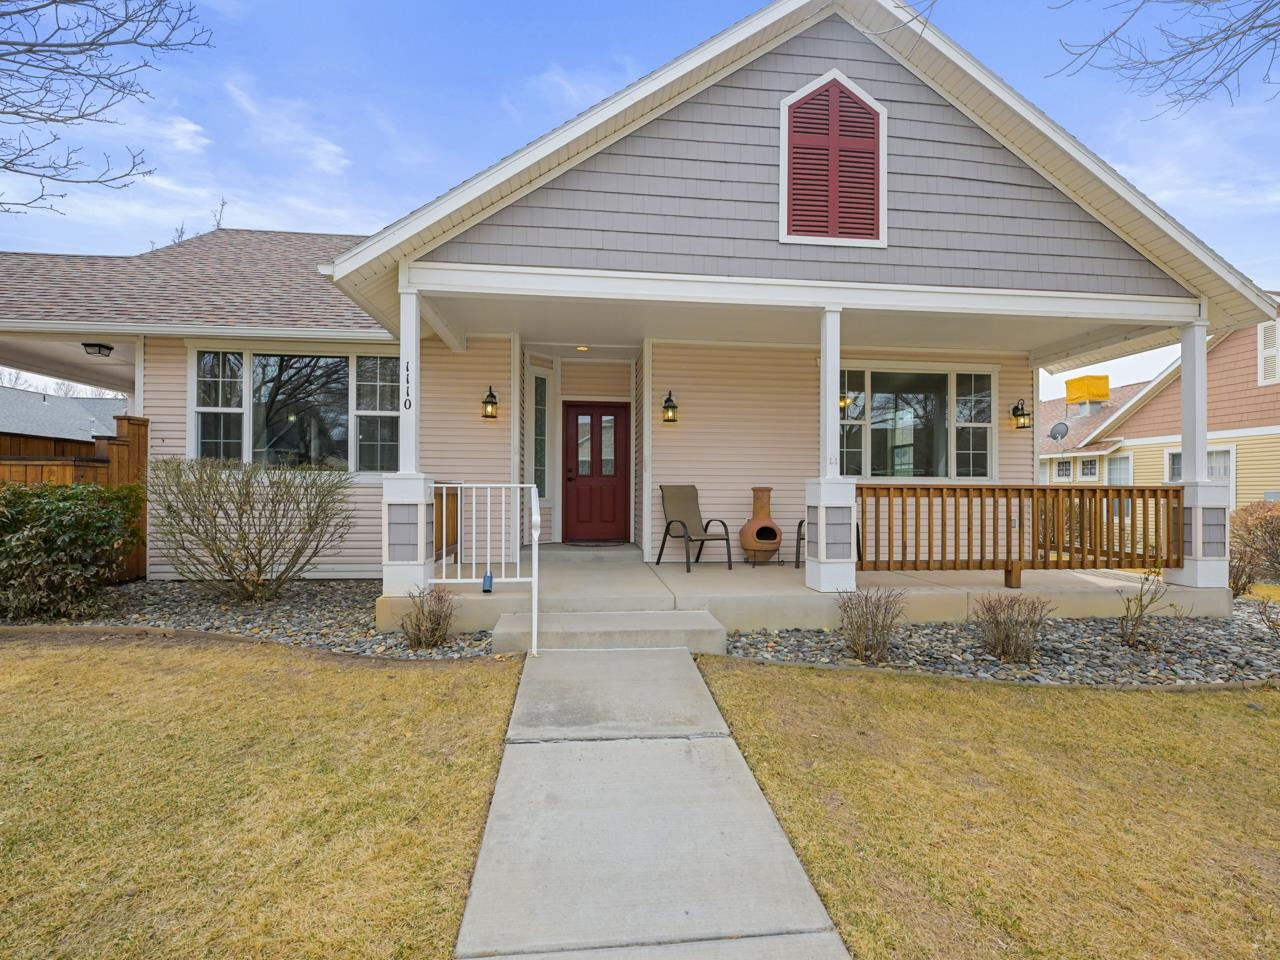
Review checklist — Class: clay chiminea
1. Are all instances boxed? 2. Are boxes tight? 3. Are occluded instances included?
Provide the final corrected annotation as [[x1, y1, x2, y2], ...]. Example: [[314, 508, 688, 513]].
[[739, 486, 782, 564]]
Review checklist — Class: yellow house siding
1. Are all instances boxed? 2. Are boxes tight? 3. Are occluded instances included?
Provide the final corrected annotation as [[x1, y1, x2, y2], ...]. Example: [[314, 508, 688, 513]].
[[1234, 435, 1280, 504]]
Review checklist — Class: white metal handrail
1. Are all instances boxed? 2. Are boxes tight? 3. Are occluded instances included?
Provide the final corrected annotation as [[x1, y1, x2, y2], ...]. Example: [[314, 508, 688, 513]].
[[431, 482, 540, 655]]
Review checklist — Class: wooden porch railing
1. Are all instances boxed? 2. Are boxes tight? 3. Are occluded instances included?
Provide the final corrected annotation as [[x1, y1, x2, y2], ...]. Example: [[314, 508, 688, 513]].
[[0, 416, 149, 581], [857, 484, 1184, 587]]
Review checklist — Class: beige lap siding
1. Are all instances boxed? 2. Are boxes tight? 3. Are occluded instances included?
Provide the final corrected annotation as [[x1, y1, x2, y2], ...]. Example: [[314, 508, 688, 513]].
[[647, 343, 1035, 560], [140, 335, 383, 580], [561, 360, 631, 398]]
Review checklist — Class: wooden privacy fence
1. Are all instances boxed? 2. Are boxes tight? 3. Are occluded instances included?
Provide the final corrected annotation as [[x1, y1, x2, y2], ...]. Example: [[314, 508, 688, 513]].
[[857, 484, 1184, 587], [0, 416, 149, 580]]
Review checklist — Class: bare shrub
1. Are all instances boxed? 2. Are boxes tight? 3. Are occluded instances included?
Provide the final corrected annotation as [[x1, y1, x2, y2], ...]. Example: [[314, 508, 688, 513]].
[[972, 594, 1053, 662], [836, 587, 906, 663], [1229, 551, 1259, 599], [1233, 502, 1280, 584], [403, 585, 457, 650], [1118, 568, 1174, 650], [147, 459, 354, 601], [1257, 599, 1280, 643]]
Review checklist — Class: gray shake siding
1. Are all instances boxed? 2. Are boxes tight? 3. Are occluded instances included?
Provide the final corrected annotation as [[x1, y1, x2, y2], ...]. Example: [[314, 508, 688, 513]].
[[423, 16, 1187, 298]]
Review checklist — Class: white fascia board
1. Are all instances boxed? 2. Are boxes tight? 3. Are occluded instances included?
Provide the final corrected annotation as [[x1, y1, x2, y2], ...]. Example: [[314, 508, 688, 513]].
[[1038, 444, 1121, 460], [847, 2, 1276, 322], [0, 318, 393, 342], [330, 0, 823, 282], [407, 262, 1202, 323]]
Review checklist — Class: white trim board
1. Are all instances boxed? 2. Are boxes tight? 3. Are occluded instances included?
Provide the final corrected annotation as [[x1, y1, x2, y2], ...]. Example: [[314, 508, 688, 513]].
[[1111, 425, 1280, 446], [406, 262, 1202, 323]]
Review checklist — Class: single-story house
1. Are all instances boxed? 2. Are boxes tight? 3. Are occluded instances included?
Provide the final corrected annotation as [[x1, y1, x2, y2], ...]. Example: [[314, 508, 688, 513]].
[[1041, 312, 1280, 509], [3, 0, 1277, 632]]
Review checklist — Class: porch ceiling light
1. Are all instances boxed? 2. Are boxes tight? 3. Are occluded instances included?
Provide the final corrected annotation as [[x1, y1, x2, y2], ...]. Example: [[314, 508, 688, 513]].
[[1011, 398, 1032, 430], [82, 342, 113, 358], [576, 345, 590, 352], [482, 386, 499, 420], [662, 390, 679, 423]]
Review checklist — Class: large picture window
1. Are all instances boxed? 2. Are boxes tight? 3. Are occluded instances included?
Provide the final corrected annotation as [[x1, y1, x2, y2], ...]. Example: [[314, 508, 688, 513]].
[[193, 350, 398, 471], [840, 368, 994, 480]]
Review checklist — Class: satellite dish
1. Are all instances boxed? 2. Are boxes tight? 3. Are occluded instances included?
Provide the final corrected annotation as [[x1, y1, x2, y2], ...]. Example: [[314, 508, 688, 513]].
[[1048, 422, 1070, 442]]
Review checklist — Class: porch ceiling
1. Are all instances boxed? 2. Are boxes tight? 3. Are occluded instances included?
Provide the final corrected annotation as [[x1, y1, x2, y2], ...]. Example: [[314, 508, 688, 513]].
[[0, 335, 136, 392], [426, 293, 1173, 365]]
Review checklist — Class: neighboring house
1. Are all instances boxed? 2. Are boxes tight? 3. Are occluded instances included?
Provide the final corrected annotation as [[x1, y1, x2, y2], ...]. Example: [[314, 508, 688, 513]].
[[0, 385, 127, 442], [1042, 315, 1280, 510], [1, 0, 1276, 612]]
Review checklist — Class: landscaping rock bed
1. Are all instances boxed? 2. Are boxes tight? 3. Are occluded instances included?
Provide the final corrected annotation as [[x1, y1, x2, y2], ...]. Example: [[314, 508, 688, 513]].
[[5, 580, 492, 660], [729, 598, 1280, 686]]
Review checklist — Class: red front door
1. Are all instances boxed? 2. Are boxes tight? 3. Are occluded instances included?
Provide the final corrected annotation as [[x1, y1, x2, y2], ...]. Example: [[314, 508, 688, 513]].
[[563, 402, 630, 543]]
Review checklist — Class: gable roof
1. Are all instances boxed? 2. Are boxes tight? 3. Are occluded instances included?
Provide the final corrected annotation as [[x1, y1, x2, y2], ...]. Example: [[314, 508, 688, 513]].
[[0, 386, 127, 442], [1038, 381, 1150, 456], [327, 0, 1277, 344], [0, 229, 386, 339]]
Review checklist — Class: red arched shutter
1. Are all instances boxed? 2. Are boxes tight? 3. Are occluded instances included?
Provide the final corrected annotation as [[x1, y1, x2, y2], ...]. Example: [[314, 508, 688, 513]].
[[787, 79, 880, 240]]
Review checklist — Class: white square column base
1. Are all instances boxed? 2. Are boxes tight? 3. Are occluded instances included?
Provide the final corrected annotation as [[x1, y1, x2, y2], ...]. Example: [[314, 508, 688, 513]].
[[804, 477, 858, 594], [382, 474, 435, 597], [1164, 481, 1230, 590]]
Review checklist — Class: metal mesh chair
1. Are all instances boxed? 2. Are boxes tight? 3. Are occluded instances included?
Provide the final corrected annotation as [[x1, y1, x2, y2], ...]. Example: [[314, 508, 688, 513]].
[[657, 484, 733, 573]]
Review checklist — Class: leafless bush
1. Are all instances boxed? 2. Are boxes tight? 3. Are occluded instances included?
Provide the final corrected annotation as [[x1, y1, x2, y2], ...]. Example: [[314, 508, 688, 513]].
[[1256, 599, 1280, 643], [1233, 502, 1280, 584], [972, 594, 1053, 662], [403, 585, 457, 650], [1229, 551, 1260, 598], [836, 587, 907, 663], [147, 458, 353, 601], [1118, 568, 1176, 650]]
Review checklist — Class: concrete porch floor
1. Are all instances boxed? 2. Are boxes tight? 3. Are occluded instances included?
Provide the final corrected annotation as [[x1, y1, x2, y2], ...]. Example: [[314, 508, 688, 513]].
[[376, 544, 1233, 632]]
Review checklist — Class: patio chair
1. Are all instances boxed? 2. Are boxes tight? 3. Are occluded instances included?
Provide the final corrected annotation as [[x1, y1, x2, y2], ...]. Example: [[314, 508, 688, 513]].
[[657, 484, 733, 573]]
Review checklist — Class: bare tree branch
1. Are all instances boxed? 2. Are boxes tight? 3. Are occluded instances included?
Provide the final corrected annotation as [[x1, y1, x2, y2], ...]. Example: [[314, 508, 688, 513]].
[[1054, 0, 1280, 109], [0, 0, 210, 213]]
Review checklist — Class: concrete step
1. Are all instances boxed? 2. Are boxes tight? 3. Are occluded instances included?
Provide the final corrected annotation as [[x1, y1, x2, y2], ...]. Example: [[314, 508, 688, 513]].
[[491, 610, 727, 654]]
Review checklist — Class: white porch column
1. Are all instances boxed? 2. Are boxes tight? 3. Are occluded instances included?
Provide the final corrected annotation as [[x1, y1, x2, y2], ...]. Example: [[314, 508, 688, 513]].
[[1165, 316, 1229, 590], [382, 285, 434, 597], [805, 307, 858, 593]]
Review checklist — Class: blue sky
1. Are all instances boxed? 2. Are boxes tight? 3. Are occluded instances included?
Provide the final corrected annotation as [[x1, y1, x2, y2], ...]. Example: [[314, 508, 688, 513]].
[[3, 0, 1277, 396]]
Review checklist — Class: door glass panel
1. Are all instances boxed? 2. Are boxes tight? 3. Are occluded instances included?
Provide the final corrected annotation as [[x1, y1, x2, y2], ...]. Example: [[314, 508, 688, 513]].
[[601, 415, 616, 476], [577, 415, 592, 475]]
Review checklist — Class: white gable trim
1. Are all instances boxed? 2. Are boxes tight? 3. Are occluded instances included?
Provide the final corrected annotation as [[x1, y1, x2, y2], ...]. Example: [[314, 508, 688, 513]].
[[778, 68, 889, 248], [328, 0, 1276, 339]]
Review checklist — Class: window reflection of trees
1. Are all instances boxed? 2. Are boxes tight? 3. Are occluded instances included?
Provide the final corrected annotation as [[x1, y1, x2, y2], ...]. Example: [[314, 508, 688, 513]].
[[252, 355, 349, 467]]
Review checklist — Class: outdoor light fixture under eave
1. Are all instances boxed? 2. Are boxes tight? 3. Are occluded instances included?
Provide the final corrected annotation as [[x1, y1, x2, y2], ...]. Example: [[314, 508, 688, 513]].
[[82, 342, 113, 358], [662, 390, 679, 423], [1011, 399, 1032, 430], [482, 386, 499, 420]]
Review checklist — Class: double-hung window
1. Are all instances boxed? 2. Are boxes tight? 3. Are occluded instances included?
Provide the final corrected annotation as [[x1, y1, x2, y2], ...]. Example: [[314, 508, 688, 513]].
[[839, 368, 994, 480], [1167, 449, 1232, 484], [194, 349, 399, 471]]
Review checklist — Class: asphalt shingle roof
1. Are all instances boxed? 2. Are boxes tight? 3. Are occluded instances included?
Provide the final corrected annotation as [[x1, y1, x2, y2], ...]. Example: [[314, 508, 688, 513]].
[[1037, 380, 1149, 455], [0, 386, 127, 441], [0, 229, 381, 334]]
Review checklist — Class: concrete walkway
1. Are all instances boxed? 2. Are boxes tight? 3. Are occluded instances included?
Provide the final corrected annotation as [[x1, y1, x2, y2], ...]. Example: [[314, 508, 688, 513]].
[[455, 649, 850, 959]]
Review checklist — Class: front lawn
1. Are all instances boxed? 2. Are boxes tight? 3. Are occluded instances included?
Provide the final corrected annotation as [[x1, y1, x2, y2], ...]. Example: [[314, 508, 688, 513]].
[[0, 632, 521, 959], [700, 658, 1279, 960]]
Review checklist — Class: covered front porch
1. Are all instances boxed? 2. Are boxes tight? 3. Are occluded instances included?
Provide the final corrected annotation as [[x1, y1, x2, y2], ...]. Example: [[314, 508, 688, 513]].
[[376, 263, 1232, 629]]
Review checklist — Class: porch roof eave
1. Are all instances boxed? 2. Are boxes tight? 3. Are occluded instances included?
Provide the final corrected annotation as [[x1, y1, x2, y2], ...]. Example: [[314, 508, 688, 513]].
[[401, 262, 1206, 372]]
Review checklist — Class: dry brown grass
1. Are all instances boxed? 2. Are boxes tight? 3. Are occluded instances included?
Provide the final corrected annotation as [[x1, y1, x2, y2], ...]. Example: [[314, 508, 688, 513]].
[[1252, 582, 1280, 602], [0, 633, 521, 960], [700, 657, 1279, 960]]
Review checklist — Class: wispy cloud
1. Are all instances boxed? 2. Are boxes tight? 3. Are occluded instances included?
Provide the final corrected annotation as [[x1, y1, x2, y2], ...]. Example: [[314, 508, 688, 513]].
[[502, 57, 643, 122], [123, 112, 212, 155], [224, 74, 351, 175]]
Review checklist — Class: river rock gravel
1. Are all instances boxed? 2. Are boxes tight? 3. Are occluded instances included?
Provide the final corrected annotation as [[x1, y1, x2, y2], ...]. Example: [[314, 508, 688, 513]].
[[7, 579, 491, 660], [728, 598, 1280, 687]]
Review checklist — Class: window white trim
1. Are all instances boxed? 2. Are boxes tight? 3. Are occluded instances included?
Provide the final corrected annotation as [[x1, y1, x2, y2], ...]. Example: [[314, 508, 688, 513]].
[[1054, 459, 1073, 481], [186, 344, 400, 478], [1078, 457, 1099, 481], [838, 365, 999, 481], [1164, 445, 1236, 508], [1106, 453, 1132, 486], [1260, 319, 1279, 386], [778, 68, 889, 249]]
